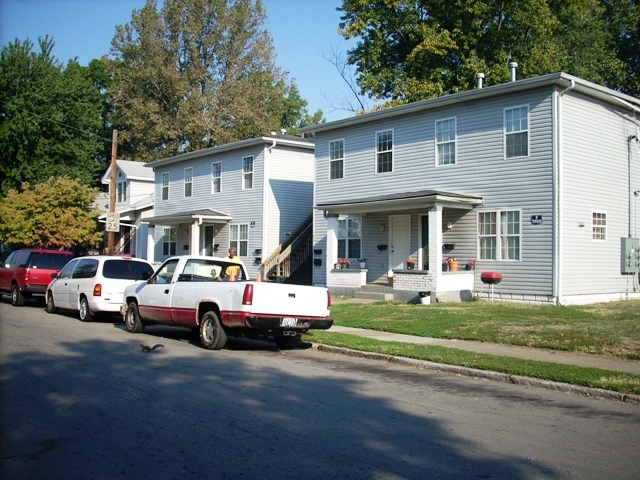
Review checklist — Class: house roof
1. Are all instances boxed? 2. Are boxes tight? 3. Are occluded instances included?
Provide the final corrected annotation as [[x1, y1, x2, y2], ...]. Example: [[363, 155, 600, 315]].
[[300, 72, 640, 134], [101, 159, 154, 184], [97, 194, 155, 220], [144, 209, 232, 226], [316, 189, 484, 215], [145, 134, 315, 169]]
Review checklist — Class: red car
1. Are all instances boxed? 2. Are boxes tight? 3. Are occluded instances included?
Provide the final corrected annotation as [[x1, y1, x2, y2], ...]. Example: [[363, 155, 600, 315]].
[[0, 249, 74, 306]]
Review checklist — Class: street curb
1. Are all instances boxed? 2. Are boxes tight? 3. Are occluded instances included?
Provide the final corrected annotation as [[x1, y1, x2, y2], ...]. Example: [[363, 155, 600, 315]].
[[311, 343, 640, 406]]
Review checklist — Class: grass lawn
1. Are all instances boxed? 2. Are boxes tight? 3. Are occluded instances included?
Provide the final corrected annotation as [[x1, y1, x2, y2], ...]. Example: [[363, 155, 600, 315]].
[[302, 299, 640, 395]]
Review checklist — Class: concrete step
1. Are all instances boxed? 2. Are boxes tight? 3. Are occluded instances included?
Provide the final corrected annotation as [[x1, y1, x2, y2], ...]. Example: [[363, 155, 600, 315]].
[[353, 291, 394, 301], [360, 284, 394, 294]]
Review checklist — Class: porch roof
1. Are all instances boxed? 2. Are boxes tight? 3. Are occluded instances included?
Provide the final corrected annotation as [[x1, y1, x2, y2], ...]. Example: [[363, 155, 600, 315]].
[[144, 209, 232, 226], [315, 189, 483, 214]]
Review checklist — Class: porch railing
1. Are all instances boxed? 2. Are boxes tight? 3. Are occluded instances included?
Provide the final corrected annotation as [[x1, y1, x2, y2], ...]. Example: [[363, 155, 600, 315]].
[[262, 215, 312, 282]]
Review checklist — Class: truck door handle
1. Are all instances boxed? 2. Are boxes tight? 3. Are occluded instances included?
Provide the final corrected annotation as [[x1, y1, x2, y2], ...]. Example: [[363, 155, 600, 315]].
[[164, 289, 169, 294]]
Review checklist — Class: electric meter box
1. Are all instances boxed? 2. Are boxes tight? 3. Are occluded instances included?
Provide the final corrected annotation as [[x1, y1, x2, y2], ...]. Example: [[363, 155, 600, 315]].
[[620, 238, 640, 274]]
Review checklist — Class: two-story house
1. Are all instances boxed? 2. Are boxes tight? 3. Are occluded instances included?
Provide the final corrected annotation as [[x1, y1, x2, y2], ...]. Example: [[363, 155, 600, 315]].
[[302, 71, 640, 305], [142, 134, 315, 280], [100, 159, 155, 259]]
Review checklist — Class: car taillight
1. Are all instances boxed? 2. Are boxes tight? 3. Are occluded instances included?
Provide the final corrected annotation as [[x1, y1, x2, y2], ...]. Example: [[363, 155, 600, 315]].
[[93, 284, 102, 297], [242, 284, 253, 305], [327, 289, 331, 309]]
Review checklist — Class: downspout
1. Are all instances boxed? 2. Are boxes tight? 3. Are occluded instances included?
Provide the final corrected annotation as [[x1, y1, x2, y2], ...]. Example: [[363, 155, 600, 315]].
[[629, 134, 639, 239], [262, 139, 275, 276], [554, 79, 575, 305]]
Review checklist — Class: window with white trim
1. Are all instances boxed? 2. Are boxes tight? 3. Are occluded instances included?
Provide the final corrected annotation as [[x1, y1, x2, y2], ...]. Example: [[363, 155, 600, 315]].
[[117, 181, 126, 203], [242, 156, 253, 190], [230, 224, 248, 256], [592, 212, 607, 240], [184, 167, 193, 197], [504, 106, 529, 158], [376, 130, 393, 173], [436, 118, 456, 165], [161, 172, 169, 200], [337, 217, 362, 259], [478, 210, 521, 260], [329, 139, 344, 179], [211, 162, 221, 193], [162, 227, 176, 256]]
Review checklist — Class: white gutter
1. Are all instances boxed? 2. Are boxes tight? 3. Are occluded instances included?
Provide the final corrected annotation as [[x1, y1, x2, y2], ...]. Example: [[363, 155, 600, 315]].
[[554, 79, 575, 305]]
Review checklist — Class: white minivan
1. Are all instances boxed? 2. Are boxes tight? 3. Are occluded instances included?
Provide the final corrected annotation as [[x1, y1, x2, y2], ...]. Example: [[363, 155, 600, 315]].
[[46, 255, 155, 321]]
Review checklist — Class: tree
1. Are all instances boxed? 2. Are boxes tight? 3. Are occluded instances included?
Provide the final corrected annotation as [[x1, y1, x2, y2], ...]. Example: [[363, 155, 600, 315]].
[[0, 176, 103, 250], [0, 37, 108, 195], [338, 0, 630, 107], [105, 0, 315, 161]]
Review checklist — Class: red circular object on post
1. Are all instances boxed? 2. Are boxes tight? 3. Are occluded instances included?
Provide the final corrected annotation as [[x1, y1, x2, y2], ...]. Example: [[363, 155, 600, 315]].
[[481, 272, 503, 284]]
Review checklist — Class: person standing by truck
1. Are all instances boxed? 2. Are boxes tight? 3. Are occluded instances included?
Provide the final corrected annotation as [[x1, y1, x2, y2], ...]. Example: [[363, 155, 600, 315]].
[[225, 247, 241, 279]]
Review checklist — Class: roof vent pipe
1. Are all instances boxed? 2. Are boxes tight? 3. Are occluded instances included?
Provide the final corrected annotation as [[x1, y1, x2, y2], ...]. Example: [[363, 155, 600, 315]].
[[509, 62, 518, 82], [476, 73, 485, 89]]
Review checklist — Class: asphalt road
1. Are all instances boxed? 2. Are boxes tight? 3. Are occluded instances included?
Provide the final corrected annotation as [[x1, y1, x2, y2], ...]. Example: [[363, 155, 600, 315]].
[[2, 298, 640, 480]]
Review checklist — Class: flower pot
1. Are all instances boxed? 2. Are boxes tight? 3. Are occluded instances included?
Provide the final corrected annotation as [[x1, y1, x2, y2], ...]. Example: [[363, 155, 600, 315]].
[[449, 260, 459, 271], [465, 264, 474, 271], [442, 263, 449, 272], [359, 262, 366, 269], [418, 291, 431, 305]]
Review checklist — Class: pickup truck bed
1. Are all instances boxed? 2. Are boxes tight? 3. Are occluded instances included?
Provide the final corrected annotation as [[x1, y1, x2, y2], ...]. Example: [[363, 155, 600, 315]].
[[122, 255, 332, 350]]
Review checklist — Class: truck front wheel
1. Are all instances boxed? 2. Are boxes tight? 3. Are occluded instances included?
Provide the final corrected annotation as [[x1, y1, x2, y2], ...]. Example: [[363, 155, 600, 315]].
[[200, 311, 227, 350], [125, 302, 145, 333]]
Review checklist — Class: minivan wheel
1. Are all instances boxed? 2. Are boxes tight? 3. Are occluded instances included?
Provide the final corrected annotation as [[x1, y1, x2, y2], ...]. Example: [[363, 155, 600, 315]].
[[46, 292, 58, 314], [79, 296, 95, 322], [11, 284, 25, 307]]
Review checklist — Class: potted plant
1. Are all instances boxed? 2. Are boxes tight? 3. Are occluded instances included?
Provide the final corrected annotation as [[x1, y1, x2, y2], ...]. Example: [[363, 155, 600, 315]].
[[418, 291, 431, 304], [448, 257, 459, 271], [442, 258, 449, 271], [466, 259, 476, 271], [339, 258, 350, 269], [406, 257, 417, 270], [358, 258, 366, 268]]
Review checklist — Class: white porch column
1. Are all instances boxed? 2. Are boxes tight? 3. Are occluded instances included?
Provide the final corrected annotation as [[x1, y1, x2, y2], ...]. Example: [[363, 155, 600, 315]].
[[428, 206, 443, 276], [147, 226, 155, 263], [325, 213, 339, 278], [191, 222, 200, 255]]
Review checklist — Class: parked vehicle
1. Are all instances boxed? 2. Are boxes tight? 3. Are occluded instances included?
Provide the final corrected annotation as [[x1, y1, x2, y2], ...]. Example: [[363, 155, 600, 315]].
[[122, 255, 333, 350], [46, 255, 155, 321], [0, 249, 75, 306]]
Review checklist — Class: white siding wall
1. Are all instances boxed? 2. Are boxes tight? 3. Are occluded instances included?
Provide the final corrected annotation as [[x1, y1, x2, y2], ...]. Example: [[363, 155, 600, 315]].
[[313, 88, 557, 296], [560, 92, 640, 299]]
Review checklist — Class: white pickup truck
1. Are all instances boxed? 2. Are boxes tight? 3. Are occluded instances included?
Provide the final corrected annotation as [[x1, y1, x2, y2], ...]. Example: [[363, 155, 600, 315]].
[[121, 255, 333, 350]]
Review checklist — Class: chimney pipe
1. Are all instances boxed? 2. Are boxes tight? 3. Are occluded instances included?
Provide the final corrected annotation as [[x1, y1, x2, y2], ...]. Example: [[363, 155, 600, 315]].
[[476, 73, 485, 89], [509, 62, 518, 82]]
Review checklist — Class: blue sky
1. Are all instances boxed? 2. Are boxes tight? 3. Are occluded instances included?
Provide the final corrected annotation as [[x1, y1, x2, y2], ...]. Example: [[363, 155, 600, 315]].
[[0, 0, 359, 122]]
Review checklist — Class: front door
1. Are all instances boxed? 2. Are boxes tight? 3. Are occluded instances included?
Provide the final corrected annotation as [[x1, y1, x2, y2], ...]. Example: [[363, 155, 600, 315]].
[[389, 214, 411, 276]]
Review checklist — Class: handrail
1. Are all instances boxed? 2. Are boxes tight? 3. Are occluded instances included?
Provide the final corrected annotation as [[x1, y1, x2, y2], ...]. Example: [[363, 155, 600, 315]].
[[262, 216, 313, 282]]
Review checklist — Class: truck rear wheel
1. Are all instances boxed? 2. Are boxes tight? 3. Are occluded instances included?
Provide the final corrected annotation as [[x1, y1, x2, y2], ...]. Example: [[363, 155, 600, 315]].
[[125, 302, 145, 333], [200, 311, 227, 350], [11, 284, 25, 306], [274, 335, 301, 350]]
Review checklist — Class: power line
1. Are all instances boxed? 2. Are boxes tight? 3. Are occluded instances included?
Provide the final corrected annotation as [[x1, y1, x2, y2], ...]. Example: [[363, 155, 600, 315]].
[[0, 100, 113, 142]]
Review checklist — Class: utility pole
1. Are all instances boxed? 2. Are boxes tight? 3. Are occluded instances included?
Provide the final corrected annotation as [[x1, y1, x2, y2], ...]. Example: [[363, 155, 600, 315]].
[[107, 130, 118, 255]]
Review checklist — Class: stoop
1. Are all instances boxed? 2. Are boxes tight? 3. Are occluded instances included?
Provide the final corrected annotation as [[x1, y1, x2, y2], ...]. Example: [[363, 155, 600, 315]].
[[353, 284, 394, 301]]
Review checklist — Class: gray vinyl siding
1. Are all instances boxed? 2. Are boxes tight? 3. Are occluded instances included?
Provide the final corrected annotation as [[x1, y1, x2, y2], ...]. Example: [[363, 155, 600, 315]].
[[313, 87, 556, 295], [267, 146, 314, 251], [560, 92, 640, 296]]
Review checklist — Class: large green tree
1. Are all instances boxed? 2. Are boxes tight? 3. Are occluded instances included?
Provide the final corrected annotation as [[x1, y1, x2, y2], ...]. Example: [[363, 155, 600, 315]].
[[338, 0, 633, 106], [0, 176, 102, 250], [0, 37, 107, 195], [105, 0, 318, 161]]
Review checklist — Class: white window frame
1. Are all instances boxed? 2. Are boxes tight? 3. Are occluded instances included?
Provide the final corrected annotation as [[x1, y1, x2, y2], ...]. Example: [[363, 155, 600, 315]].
[[375, 129, 393, 174], [161, 172, 170, 201], [477, 210, 521, 261], [184, 167, 193, 198], [337, 216, 362, 260], [242, 156, 253, 190], [592, 211, 607, 241], [329, 139, 344, 180], [504, 105, 529, 159], [435, 117, 456, 166], [230, 223, 248, 256], [162, 227, 177, 256], [117, 181, 127, 203], [211, 161, 221, 194]]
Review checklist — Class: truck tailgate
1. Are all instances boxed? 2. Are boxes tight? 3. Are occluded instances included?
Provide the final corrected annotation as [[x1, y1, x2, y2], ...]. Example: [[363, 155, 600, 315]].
[[249, 282, 328, 317]]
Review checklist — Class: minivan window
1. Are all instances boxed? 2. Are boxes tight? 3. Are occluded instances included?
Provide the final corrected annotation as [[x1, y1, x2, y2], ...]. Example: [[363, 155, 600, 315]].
[[103, 260, 154, 280], [29, 252, 73, 270], [58, 259, 79, 280], [73, 259, 99, 279]]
